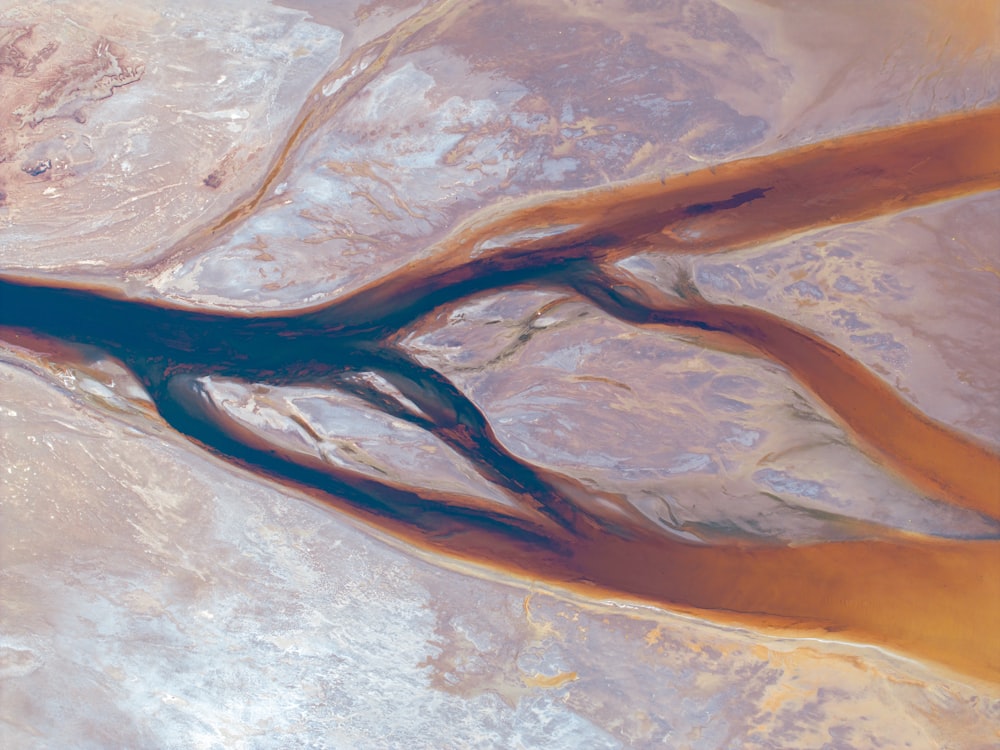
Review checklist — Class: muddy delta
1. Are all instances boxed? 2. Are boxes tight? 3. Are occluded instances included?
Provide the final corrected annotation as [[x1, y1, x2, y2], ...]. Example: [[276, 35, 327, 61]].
[[3, 105, 999, 683], [5, 3, 1000, 744]]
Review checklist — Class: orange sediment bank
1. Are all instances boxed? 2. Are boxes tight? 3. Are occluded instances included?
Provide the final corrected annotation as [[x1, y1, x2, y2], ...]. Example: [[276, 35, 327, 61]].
[[263, 467, 1000, 685], [565, 529, 1000, 686], [316, 105, 1000, 327], [571, 266, 1000, 520], [711, 304, 1000, 519], [468, 103, 1000, 259]]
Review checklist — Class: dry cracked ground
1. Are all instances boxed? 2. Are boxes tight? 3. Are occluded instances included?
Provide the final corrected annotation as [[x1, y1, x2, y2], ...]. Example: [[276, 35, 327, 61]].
[[1, 1, 999, 748]]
